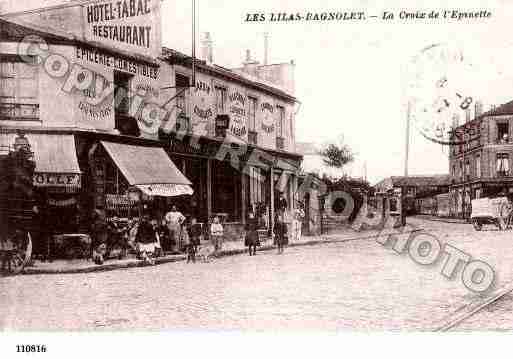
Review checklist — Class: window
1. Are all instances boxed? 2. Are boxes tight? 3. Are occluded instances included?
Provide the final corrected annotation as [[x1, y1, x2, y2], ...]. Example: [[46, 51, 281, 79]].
[[248, 96, 257, 131], [114, 70, 139, 136], [452, 164, 456, 177], [497, 153, 509, 177], [465, 160, 470, 180], [497, 122, 509, 143], [0, 57, 39, 120], [215, 86, 227, 113], [460, 160, 463, 179], [276, 105, 285, 137], [476, 154, 481, 178], [175, 74, 190, 115]]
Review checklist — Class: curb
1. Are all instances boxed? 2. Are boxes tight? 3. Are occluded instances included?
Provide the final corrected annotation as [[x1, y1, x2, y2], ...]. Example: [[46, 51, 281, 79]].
[[22, 229, 422, 275], [413, 215, 468, 225]]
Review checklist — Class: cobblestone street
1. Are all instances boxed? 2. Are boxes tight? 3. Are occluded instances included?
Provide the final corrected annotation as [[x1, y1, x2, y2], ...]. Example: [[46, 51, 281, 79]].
[[3, 217, 513, 331]]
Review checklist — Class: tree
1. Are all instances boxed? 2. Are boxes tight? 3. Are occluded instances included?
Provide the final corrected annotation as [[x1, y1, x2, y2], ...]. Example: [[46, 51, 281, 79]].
[[318, 142, 354, 169]]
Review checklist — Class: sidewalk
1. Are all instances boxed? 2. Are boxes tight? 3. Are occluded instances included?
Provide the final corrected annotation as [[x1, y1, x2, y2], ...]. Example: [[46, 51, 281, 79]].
[[413, 214, 469, 224], [22, 226, 422, 275]]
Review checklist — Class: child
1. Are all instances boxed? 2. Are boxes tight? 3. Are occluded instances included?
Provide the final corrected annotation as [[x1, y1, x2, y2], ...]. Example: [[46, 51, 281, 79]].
[[210, 216, 224, 253]]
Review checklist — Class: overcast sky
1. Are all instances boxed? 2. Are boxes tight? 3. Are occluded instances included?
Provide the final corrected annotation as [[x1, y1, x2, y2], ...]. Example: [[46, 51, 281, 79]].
[[161, 0, 513, 183]]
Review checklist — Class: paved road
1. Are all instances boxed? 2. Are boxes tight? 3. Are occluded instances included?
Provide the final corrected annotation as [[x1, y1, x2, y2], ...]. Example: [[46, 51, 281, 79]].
[[2, 218, 513, 331]]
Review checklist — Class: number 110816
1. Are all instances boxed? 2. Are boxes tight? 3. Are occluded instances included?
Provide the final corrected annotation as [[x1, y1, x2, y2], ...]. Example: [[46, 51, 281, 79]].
[[16, 345, 47, 353]]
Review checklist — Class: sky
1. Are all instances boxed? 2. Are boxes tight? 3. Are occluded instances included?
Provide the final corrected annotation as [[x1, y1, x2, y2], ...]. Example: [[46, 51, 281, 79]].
[[4, 0, 513, 183], [160, 0, 513, 184]]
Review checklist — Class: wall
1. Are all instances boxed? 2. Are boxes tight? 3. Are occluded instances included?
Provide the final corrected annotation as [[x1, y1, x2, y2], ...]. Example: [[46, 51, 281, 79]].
[[169, 64, 297, 153]]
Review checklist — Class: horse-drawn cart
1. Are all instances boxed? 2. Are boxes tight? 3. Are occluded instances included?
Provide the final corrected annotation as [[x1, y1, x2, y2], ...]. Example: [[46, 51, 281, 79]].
[[0, 143, 35, 275], [470, 197, 512, 231]]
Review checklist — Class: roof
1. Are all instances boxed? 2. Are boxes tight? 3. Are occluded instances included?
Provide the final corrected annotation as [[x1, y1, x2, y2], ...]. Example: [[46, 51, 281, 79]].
[[376, 174, 453, 189], [101, 141, 191, 186], [161, 47, 297, 103]]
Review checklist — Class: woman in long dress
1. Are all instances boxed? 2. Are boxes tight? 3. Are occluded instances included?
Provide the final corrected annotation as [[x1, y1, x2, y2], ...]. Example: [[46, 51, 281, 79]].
[[245, 210, 260, 256]]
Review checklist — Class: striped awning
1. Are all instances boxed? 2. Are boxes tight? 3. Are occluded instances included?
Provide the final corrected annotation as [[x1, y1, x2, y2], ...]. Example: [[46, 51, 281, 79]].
[[0, 133, 81, 189]]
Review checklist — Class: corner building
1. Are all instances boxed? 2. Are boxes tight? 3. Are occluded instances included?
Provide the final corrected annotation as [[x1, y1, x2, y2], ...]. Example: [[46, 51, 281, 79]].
[[0, 0, 302, 252]]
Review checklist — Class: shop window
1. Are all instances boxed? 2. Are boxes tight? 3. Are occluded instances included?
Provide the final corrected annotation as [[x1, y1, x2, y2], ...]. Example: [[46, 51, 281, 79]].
[[496, 153, 509, 177], [475, 154, 481, 178], [497, 122, 509, 143], [175, 73, 190, 116], [215, 86, 227, 113], [248, 96, 258, 144], [114, 71, 139, 136], [0, 56, 39, 120]]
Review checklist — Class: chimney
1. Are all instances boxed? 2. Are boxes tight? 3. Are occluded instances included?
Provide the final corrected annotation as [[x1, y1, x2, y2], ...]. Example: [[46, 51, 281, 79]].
[[474, 100, 483, 118], [465, 108, 471, 122], [201, 32, 213, 64], [263, 32, 269, 65], [242, 49, 259, 75], [452, 114, 460, 129]]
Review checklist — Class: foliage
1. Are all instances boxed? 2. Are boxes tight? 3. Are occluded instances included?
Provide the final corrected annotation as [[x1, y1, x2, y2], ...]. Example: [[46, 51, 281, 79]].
[[318, 142, 354, 169]]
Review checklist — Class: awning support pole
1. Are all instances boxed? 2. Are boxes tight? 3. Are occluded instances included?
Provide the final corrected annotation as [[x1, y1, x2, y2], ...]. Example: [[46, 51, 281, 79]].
[[207, 158, 212, 222]]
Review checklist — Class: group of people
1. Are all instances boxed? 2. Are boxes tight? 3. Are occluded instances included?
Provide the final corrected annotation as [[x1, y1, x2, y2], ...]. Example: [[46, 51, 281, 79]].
[[90, 192, 306, 264], [244, 192, 306, 256]]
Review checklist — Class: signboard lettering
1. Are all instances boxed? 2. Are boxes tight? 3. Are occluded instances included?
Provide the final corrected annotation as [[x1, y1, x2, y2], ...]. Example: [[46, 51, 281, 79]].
[[261, 101, 275, 133], [228, 88, 247, 140], [33, 173, 81, 187], [83, 0, 161, 58]]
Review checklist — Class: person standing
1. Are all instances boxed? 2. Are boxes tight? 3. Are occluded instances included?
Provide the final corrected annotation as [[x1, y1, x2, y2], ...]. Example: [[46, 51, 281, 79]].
[[189, 217, 202, 259], [245, 209, 260, 256], [274, 212, 287, 254], [210, 216, 224, 254], [165, 205, 185, 253], [292, 202, 305, 241]]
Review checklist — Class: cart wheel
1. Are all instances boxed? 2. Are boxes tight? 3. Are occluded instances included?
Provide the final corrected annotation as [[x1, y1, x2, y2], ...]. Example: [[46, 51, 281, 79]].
[[472, 220, 482, 231], [1, 231, 32, 275]]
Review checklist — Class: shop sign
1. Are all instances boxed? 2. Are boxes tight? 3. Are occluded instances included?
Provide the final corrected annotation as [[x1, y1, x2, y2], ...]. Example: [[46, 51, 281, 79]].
[[191, 75, 214, 136], [83, 0, 162, 58], [228, 89, 247, 138], [76, 46, 159, 80], [261, 102, 275, 133], [33, 173, 81, 188]]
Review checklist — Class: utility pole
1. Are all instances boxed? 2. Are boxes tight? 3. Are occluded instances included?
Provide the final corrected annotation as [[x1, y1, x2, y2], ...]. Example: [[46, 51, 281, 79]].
[[405, 101, 410, 177]]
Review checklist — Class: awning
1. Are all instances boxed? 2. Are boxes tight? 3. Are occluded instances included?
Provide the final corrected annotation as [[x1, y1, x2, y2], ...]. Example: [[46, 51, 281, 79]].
[[101, 141, 193, 197], [136, 184, 193, 197], [0, 133, 81, 189]]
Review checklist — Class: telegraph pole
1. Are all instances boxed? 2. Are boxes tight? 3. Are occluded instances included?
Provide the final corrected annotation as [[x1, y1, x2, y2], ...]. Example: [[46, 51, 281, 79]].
[[405, 101, 410, 176]]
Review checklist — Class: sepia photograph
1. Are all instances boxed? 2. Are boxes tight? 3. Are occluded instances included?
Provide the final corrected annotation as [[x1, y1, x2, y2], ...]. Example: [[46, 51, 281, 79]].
[[2, 0, 513, 356]]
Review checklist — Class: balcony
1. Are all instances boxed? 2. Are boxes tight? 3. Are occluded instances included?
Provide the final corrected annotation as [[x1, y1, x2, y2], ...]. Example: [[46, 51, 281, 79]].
[[276, 137, 285, 150], [0, 103, 39, 121], [248, 131, 258, 145]]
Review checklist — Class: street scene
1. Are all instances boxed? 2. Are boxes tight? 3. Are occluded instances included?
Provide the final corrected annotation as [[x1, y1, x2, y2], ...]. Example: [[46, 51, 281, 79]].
[[4, 0, 513, 341]]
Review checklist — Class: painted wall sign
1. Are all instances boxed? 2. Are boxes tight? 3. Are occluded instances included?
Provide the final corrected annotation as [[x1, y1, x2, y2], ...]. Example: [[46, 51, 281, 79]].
[[83, 0, 162, 58], [33, 173, 81, 188], [261, 101, 275, 133], [76, 46, 159, 79], [190, 75, 214, 136], [228, 87, 248, 139]]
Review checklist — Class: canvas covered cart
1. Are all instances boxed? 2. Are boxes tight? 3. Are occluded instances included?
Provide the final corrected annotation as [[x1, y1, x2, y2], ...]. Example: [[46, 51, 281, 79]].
[[0, 143, 35, 275], [470, 197, 512, 231]]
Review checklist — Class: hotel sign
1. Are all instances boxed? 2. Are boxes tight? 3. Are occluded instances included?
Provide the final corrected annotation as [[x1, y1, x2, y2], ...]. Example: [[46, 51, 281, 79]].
[[83, 0, 162, 58]]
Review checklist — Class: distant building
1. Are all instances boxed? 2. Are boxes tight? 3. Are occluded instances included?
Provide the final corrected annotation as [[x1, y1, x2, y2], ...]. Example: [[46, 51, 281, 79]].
[[449, 99, 513, 218]]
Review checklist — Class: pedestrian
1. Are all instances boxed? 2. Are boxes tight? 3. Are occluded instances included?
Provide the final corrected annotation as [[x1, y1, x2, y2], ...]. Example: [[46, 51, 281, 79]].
[[274, 212, 287, 254], [276, 191, 288, 213], [210, 216, 224, 254], [292, 202, 305, 241], [165, 205, 185, 253], [136, 214, 157, 265], [189, 217, 202, 260], [245, 209, 260, 256], [91, 209, 109, 265]]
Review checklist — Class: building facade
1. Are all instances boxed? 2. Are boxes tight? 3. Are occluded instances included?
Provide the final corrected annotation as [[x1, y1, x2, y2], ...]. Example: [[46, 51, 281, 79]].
[[448, 101, 513, 218], [0, 0, 302, 254]]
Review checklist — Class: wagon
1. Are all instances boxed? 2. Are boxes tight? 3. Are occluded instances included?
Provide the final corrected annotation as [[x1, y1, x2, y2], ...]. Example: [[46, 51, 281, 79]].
[[0, 145, 35, 275], [470, 197, 511, 231]]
